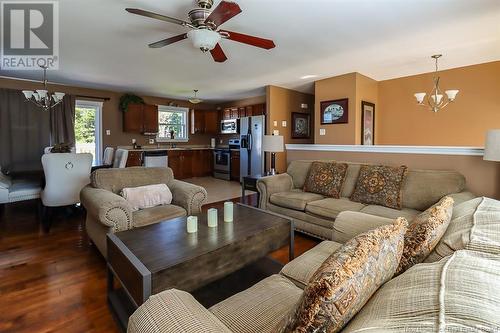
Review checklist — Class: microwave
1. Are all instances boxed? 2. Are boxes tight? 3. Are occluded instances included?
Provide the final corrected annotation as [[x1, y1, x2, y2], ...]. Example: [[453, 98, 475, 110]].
[[220, 119, 238, 134]]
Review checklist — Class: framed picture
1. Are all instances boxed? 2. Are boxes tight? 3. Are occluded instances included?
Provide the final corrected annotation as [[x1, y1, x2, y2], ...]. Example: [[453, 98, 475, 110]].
[[291, 112, 310, 139], [361, 101, 375, 145], [320, 98, 348, 124]]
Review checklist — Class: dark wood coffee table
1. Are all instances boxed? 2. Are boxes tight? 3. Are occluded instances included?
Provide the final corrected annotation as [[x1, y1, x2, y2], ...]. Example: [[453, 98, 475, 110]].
[[106, 203, 293, 330]]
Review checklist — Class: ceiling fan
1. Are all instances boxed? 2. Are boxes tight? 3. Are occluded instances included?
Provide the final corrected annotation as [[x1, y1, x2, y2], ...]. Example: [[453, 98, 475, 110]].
[[126, 0, 276, 63]]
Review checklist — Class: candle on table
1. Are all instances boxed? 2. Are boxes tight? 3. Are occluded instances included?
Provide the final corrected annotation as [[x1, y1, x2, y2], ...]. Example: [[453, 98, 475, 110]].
[[224, 201, 233, 222], [186, 216, 198, 233], [207, 208, 218, 227]]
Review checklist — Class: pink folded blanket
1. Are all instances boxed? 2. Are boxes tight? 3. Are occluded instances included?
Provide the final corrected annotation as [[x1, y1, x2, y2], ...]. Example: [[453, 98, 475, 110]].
[[120, 183, 172, 211]]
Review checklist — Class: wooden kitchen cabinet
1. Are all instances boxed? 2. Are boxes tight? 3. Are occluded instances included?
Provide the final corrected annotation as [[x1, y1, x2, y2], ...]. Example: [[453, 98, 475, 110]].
[[252, 103, 266, 116], [223, 108, 232, 120], [230, 150, 240, 181], [192, 150, 213, 177], [123, 103, 159, 135], [230, 108, 239, 119], [204, 110, 218, 134], [167, 150, 197, 179], [238, 107, 246, 118], [126, 151, 143, 167], [191, 109, 218, 134], [245, 105, 253, 117]]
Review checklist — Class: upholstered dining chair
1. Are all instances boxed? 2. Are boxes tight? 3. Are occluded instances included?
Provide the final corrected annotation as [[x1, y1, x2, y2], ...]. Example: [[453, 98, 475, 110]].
[[40, 153, 92, 231], [44, 146, 76, 154], [102, 147, 115, 166], [113, 149, 129, 168]]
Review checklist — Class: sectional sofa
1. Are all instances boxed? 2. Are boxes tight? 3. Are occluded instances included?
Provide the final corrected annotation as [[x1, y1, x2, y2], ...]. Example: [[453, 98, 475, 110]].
[[127, 196, 500, 332], [256, 160, 476, 240]]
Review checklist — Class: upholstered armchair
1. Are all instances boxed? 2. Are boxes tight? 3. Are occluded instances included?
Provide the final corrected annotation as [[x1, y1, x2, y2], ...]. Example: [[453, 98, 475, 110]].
[[80, 167, 207, 257]]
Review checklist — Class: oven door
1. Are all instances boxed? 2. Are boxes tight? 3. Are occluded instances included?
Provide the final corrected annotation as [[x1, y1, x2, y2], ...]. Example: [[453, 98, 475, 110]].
[[220, 120, 238, 134], [213, 150, 230, 172]]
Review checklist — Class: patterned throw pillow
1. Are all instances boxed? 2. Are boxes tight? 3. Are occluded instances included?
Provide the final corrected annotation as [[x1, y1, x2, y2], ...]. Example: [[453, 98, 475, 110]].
[[303, 162, 348, 198], [350, 165, 408, 209], [280, 217, 408, 333], [396, 196, 454, 274]]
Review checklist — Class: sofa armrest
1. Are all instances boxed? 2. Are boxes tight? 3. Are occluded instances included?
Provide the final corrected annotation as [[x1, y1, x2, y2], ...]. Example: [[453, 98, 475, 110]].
[[446, 191, 477, 206], [127, 289, 232, 333], [333, 211, 394, 244], [80, 185, 133, 232], [168, 180, 207, 215], [256, 174, 294, 209]]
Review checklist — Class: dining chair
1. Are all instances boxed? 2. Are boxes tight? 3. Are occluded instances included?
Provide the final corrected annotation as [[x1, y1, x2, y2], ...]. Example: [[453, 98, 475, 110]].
[[44, 146, 76, 154], [113, 149, 129, 168], [40, 153, 92, 231], [102, 147, 115, 166]]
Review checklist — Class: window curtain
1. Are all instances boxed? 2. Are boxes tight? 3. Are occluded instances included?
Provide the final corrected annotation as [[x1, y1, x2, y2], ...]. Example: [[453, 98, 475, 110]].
[[0, 88, 75, 174]]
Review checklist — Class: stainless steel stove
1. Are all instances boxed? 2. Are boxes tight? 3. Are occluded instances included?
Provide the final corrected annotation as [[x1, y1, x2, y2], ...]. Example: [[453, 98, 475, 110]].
[[213, 139, 240, 180]]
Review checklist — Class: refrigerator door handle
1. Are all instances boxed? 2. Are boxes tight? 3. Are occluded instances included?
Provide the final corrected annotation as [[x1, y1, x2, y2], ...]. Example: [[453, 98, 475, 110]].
[[248, 133, 252, 151]]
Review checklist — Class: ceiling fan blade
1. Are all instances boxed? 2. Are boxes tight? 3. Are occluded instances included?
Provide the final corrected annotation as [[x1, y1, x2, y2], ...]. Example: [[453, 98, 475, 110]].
[[148, 34, 187, 48], [210, 43, 228, 62], [204, 1, 241, 27], [219, 30, 275, 49], [126, 8, 192, 27]]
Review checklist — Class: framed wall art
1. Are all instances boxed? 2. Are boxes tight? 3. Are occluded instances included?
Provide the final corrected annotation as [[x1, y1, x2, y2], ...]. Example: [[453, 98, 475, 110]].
[[291, 112, 310, 139], [361, 101, 375, 145], [320, 98, 348, 124]]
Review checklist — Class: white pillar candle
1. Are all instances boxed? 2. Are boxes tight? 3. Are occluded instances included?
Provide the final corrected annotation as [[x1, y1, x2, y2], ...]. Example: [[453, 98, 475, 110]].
[[224, 201, 233, 222], [207, 208, 218, 227], [186, 216, 198, 233]]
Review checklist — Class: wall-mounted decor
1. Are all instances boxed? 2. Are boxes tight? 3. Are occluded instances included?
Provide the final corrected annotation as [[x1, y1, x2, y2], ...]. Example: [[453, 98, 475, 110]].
[[361, 101, 375, 145], [292, 112, 311, 139], [320, 98, 348, 124]]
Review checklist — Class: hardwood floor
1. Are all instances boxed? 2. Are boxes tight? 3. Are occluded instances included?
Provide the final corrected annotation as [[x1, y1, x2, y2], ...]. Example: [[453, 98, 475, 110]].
[[0, 195, 319, 332]]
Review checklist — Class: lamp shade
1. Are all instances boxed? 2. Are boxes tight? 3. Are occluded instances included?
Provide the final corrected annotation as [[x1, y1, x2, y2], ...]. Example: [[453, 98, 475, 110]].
[[484, 130, 500, 161], [262, 135, 284, 153]]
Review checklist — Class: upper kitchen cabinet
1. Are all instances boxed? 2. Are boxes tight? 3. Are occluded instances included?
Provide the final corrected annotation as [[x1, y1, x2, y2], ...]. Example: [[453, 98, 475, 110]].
[[123, 103, 159, 135], [191, 109, 218, 134], [219, 103, 266, 122], [252, 103, 266, 116]]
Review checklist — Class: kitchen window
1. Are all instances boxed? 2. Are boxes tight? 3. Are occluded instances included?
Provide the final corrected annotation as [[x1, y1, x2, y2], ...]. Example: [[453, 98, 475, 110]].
[[157, 105, 189, 142]]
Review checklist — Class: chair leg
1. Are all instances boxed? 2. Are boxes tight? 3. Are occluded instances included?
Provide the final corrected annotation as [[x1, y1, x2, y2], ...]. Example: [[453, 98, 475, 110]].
[[41, 205, 53, 233], [0, 203, 5, 215]]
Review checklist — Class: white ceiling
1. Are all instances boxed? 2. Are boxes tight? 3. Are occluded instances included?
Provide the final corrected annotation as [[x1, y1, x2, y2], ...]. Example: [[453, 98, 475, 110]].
[[1, 0, 500, 102]]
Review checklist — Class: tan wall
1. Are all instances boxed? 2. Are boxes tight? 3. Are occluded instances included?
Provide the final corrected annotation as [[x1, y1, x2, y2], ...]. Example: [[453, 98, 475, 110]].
[[355, 73, 379, 144], [266, 85, 314, 173], [218, 95, 266, 109], [0, 77, 215, 148], [377, 61, 500, 146], [287, 150, 500, 199]]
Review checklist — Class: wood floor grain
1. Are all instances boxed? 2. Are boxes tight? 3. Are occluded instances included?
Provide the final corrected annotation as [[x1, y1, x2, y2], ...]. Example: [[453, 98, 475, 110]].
[[0, 195, 319, 332]]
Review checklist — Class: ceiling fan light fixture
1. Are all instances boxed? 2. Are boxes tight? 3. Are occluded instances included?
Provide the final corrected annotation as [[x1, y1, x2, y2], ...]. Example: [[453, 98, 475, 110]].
[[187, 29, 221, 52], [188, 90, 203, 104]]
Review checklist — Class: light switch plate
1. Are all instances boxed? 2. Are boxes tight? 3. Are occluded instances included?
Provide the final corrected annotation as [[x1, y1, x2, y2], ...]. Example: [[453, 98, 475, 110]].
[[300, 103, 308, 109], [319, 128, 326, 136], [273, 120, 278, 127], [273, 129, 280, 136], [281, 120, 287, 127], [106, 129, 111, 135], [149, 138, 155, 144]]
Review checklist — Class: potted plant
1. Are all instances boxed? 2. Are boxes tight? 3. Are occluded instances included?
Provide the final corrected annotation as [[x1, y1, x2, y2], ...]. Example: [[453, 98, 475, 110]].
[[119, 93, 145, 112]]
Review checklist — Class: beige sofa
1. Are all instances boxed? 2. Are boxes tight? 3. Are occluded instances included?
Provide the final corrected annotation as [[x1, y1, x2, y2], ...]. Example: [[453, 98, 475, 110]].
[[127, 197, 500, 333], [80, 167, 207, 257], [257, 160, 476, 240]]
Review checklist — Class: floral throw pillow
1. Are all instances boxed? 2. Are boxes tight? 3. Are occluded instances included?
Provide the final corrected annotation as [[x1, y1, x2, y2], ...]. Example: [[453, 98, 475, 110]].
[[279, 217, 408, 333], [350, 165, 408, 209], [303, 162, 348, 198], [396, 196, 454, 274]]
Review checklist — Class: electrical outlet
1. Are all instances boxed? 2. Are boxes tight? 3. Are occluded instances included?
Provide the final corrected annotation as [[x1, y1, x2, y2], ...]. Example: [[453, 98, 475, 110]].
[[273, 129, 279, 136], [105, 129, 111, 135], [300, 103, 308, 109], [149, 138, 155, 144], [319, 128, 326, 136], [273, 120, 278, 127]]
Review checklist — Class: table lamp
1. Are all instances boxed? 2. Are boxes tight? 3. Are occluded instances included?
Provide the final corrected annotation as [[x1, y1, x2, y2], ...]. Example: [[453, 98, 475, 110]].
[[484, 130, 500, 162], [262, 135, 284, 175]]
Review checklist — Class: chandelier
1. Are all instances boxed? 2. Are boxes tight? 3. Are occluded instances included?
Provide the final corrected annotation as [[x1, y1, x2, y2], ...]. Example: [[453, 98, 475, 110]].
[[414, 55, 459, 113], [188, 89, 202, 104], [22, 65, 65, 111]]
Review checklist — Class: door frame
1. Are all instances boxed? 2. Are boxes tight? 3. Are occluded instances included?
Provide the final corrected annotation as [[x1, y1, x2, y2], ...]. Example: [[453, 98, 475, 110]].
[[75, 99, 103, 164]]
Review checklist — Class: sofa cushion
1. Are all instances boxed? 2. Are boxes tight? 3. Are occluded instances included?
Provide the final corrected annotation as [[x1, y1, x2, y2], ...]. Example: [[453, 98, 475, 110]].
[[343, 250, 500, 333], [303, 161, 348, 198], [270, 190, 324, 211], [91, 167, 174, 194], [332, 212, 393, 244], [305, 198, 365, 220], [351, 165, 408, 209], [426, 197, 500, 262], [280, 241, 342, 288], [359, 205, 421, 220], [281, 218, 407, 333], [268, 204, 335, 238], [209, 274, 302, 333], [396, 196, 454, 274], [287, 160, 314, 189], [401, 169, 466, 211], [133, 204, 186, 228]]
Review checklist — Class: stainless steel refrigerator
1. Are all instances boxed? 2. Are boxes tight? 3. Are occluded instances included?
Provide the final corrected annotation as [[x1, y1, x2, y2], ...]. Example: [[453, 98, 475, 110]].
[[240, 115, 265, 180]]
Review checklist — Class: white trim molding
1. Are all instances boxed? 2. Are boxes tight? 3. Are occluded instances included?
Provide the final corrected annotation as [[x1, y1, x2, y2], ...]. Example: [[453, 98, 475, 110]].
[[285, 144, 484, 156]]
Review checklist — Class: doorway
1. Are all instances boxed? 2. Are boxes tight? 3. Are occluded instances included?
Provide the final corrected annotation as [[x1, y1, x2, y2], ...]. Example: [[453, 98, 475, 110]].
[[74, 100, 103, 163]]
